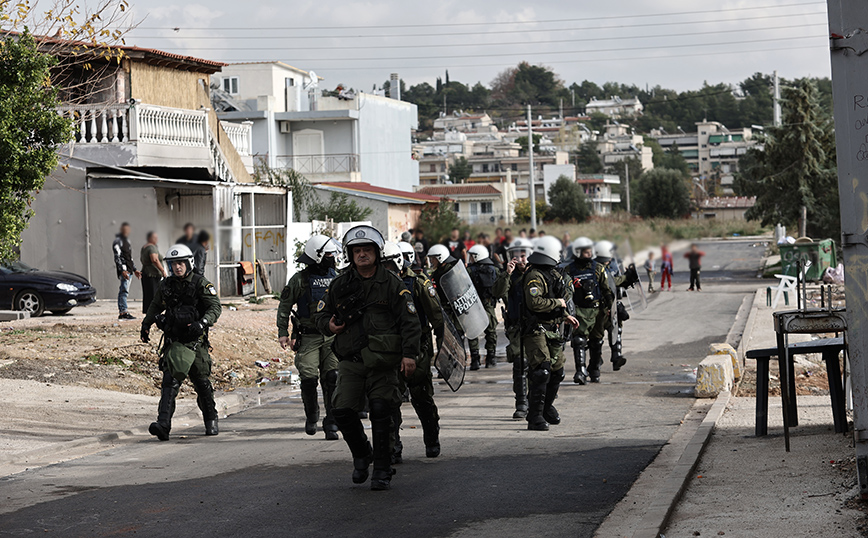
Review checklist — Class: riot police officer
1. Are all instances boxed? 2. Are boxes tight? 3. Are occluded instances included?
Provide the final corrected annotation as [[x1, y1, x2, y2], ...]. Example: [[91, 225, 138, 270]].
[[522, 236, 579, 431], [594, 240, 638, 372], [277, 234, 340, 440], [313, 226, 422, 491], [563, 237, 615, 384], [140, 244, 222, 440], [387, 241, 444, 460], [427, 244, 462, 331], [467, 244, 502, 369], [500, 238, 533, 419]]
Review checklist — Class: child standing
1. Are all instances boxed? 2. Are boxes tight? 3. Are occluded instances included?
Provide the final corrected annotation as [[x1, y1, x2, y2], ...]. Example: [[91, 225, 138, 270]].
[[685, 244, 705, 291], [644, 252, 657, 293], [660, 245, 673, 291]]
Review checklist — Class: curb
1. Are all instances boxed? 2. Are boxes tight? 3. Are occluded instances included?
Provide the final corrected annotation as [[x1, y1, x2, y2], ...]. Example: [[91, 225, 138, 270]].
[[0, 390, 276, 477]]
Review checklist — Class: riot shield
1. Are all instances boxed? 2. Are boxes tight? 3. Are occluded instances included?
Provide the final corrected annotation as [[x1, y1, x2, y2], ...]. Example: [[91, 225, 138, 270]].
[[438, 262, 489, 340], [561, 291, 576, 343], [434, 312, 466, 392], [621, 239, 648, 311]]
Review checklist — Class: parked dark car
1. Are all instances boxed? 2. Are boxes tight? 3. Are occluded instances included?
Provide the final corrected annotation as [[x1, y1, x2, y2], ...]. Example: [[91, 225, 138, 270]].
[[0, 261, 96, 316]]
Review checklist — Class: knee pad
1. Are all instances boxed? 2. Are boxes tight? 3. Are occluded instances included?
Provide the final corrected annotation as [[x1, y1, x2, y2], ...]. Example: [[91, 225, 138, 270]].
[[530, 364, 551, 386], [332, 407, 357, 425], [572, 336, 588, 349], [550, 368, 565, 384], [369, 399, 392, 420], [589, 338, 604, 351], [191, 377, 213, 392], [300, 377, 318, 389], [324, 369, 338, 386]]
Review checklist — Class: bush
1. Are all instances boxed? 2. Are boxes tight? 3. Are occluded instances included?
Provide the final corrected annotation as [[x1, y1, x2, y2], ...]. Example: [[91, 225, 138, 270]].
[[514, 198, 549, 224], [418, 199, 462, 242], [546, 176, 591, 222], [634, 168, 691, 219]]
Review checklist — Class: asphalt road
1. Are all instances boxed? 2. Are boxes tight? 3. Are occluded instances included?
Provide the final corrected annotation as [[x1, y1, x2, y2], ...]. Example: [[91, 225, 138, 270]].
[[0, 240, 767, 538]]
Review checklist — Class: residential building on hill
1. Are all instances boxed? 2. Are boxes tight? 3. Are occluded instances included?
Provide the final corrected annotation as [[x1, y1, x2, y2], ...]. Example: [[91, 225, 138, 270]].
[[416, 183, 517, 225], [597, 122, 654, 171], [585, 96, 644, 117], [692, 196, 757, 221], [576, 174, 622, 215], [217, 61, 420, 191]]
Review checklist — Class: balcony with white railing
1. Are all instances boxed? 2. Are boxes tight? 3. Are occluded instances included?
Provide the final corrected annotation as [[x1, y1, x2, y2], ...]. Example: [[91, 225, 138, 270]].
[[274, 153, 361, 182], [220, 120, 253, 172]]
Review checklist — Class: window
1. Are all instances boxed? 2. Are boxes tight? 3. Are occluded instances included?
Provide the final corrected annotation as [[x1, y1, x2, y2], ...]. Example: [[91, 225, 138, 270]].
[[470, 202, 479, 216], [440, 164, 446, 172], [222, 76, 239, 95], [482, 164, 489, 173], [453, 202, 460, 212], [511, 163, 518, 171], [285, 77, 295, 87], [429, 164, 437, 172], [481, 201, 493, 214]]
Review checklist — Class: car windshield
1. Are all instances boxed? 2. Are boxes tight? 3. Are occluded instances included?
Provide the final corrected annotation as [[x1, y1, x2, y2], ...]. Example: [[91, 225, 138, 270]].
[[2, 261, 37, 273]]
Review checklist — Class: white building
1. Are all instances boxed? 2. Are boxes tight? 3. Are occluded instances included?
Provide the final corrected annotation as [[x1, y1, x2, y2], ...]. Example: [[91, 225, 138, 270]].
[[585, 96, 644, 117], [216, 62, 420, 191], [597, 123, 654, 171], [576, 174, 622, 215], [417, 182, 517, 225]]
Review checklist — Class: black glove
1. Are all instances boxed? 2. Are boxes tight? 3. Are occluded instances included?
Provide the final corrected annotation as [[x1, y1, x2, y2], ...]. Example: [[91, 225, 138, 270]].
[[624, 264, 640, 288], [140, 325, 150, 343], [189, 319, 208, 338]]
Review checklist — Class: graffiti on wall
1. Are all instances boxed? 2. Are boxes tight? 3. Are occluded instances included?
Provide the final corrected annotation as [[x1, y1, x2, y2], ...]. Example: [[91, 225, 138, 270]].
[[244, 230, 285, 249]]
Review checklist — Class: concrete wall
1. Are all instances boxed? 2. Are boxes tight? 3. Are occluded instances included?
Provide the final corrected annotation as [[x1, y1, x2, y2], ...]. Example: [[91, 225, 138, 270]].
[[357, 94, 419, 192]]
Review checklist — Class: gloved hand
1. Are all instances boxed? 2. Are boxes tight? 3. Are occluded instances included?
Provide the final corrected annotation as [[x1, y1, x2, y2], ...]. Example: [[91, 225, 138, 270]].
[[624, 264, 640, 287], [189, 319, 208, 338], [140, 325, 150, 343]]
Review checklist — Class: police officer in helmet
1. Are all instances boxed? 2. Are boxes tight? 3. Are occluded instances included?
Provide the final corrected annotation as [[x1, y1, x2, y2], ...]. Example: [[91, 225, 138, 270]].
[[277, 234, 341, 440], [522, 236, 579, 431], [594, 240, 637, 372], [314, 226, 422, 490], [141, 244, 222, 440], [467, 244, 504, 369], [501, 238, 533, 419]]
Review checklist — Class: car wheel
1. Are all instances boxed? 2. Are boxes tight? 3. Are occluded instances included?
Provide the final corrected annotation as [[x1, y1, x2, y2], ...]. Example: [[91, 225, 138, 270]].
[[15, 290, 44, 317], [50, 308, 73, 316]]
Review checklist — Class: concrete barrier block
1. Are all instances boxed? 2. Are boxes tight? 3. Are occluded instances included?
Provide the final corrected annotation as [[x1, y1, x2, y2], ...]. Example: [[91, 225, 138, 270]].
[[695, 355, 734, 398], [709, 342, 741, 381], [0, 311, 29, 321]]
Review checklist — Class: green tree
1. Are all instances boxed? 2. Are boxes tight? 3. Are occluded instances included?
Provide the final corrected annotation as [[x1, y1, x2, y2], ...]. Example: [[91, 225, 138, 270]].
[[515, 133, 542, 154], [0, 31, 73, 260], [634, 168, 691, 219], [513, 198, 549, 224], [418, 199, 462, 242], [547, 176, 591, 222], [734, 79, 839, 239], [574, 141, 603, 174], [253, 163, 316, 222], [656, 145, 691, 178], [448, 156, 473, 183], [309, 192, 373, 222]]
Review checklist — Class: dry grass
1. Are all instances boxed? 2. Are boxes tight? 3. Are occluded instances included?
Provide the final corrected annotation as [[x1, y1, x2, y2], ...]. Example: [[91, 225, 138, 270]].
[[468, 215, 767, 251]]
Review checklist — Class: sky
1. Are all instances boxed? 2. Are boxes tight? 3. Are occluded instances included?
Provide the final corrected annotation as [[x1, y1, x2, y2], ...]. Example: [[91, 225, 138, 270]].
[[117, 0, 831, 93]]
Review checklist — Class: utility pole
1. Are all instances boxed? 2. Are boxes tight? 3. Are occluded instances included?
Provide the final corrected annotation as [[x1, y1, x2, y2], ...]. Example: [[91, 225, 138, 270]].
[[624, 161, 631, 214], [527, 104, 537, 229], [828, 0, 868, 499], [773, 70, 782, 127]]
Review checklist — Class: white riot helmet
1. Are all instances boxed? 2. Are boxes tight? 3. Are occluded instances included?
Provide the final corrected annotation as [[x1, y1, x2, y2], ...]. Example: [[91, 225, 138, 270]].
[[382, 241, 403, 272], [398, 241, 415, 267], [572, 237, 595, 259], [165, 243, 195, 276], [341, 225, 385, 264], [527, 236, 562, 266], [467, 244, 490, 264], [595, 240, 615, 262], [507, 238, 534, 260], [299, 234, 339, 265], [427, 244, 454, 266]]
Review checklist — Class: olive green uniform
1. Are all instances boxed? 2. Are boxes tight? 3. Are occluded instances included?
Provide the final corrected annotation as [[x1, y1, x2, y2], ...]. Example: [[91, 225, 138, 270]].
[[142, 273, 222, 434], [393, 266, 444, 460], [467, 260, 506, 367], [500, 268, 528, 417], [522, 264, 572, 429], [277, 266, 339, 437], [313, 264, 422, 484], [564, 258, 615, 382]]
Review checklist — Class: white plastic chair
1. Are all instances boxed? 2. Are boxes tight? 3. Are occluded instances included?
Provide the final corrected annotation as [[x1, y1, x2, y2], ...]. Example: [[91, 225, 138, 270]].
[[771, 274, 798, 309]]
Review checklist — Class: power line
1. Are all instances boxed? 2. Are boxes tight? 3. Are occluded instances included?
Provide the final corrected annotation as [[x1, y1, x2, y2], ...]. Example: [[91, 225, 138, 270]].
[[124, 22, 826, 50], [131, 1, 824, 31], [214, 43, 825, 71], [191, 34, 826, 61], [125, 10, 827, 41]]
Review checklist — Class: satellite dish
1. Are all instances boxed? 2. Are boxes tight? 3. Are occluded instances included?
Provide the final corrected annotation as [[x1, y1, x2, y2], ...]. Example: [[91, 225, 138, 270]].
[[305, 71, 319, 89]]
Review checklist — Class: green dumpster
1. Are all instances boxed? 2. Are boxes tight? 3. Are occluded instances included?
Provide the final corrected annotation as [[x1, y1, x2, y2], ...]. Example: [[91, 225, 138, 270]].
[[779, 239, 837, 281]]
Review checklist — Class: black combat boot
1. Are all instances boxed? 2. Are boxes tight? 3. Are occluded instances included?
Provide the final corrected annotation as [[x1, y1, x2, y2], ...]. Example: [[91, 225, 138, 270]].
[[190, 376, 218, 437], [572, 337, 589, 385], [411, 394, 441, 458], [526, 364, 550, 431], [300, 378, 320, 436], [369, 399, 396, 491], [149, 372, 180, 441], [469, 351, 481, 371], [322, 370, 339, 441], [611, 326, 627, 371], [485, 351, 496, 368], [589, 339, 605, 383], [333, 407, 371, 484], [391, 406, 404, 464], [513, 357, 528, 419], [543, 368, 565, 425]]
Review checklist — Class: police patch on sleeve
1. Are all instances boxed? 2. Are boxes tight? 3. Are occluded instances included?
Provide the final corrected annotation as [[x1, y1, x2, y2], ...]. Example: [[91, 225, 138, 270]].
[[427, 285, 436, 297], [316, 300, 326, 312], [407, 302, 417, 314], [206, 284, 217, 295], [529, 286, 540, 297]]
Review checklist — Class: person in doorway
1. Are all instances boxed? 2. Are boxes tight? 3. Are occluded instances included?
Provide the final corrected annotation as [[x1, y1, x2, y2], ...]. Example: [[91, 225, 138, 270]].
[[177, 223, 197, 251], [113, 222, 141, 320], [685, 244, 705, 291], [660, 245, 673, 291], [140, 231, 167, 313], [644, 252, 657, 293], [193, 230, 210, 277]]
